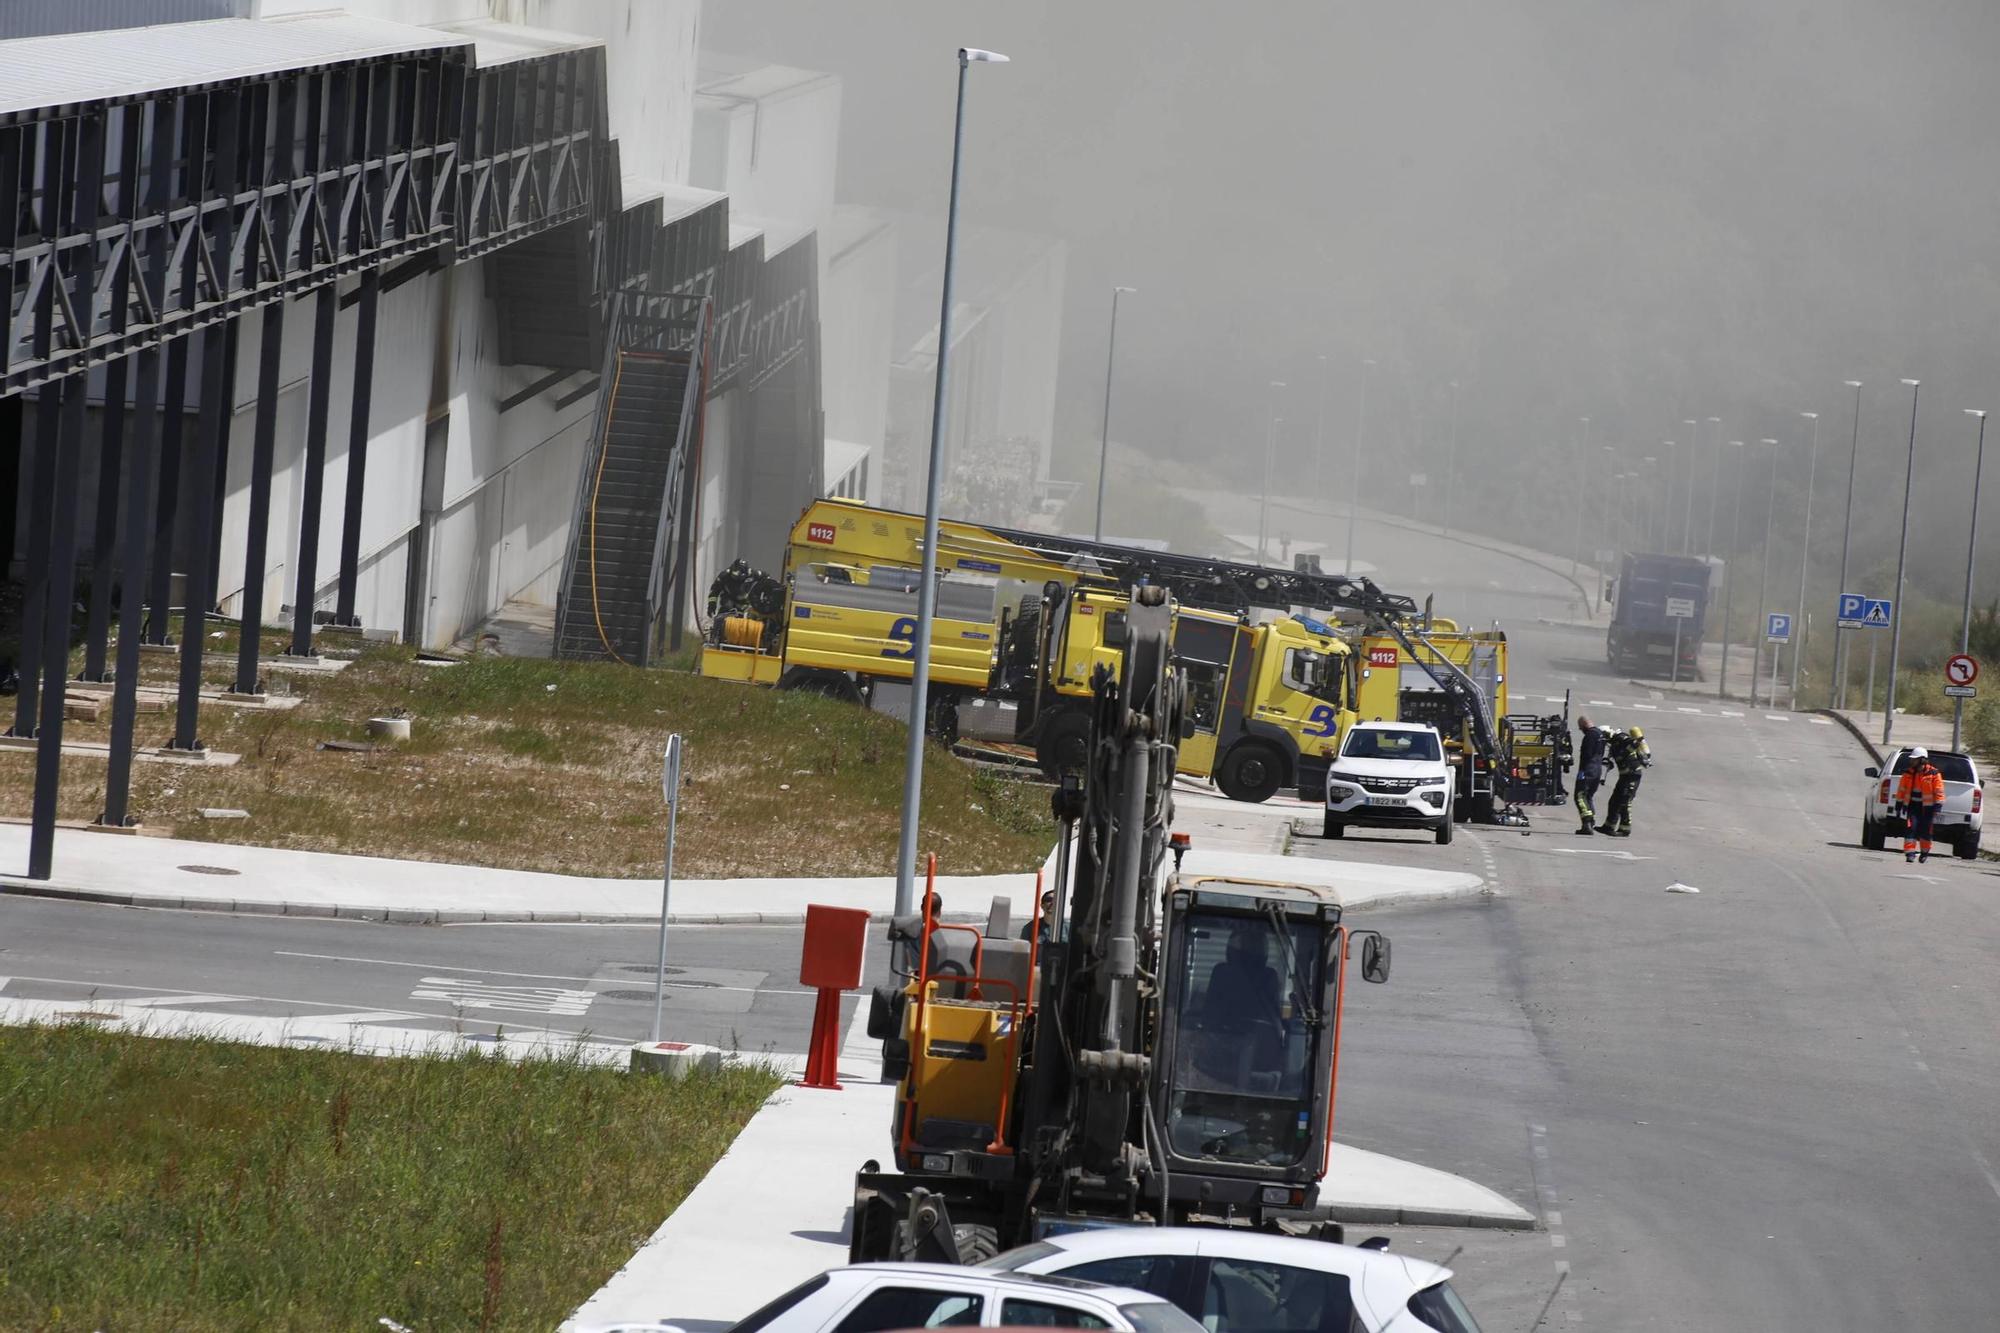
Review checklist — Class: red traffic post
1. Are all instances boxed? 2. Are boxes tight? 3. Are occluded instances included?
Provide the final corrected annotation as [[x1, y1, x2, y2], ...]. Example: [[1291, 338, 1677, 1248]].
[[798, 903, 871, 1090]]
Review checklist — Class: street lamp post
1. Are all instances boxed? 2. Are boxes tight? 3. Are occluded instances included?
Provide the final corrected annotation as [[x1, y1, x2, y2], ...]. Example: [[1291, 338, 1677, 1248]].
[[1346, 358, 1375, 572], [1884, 379, 1922, 747], [1752, 439, 1780, 707], [893, 45, 1008, 918], [1719, 441, 1746, 699], [1571, 416, 1590, 579], [1092, 285, 1136, 541], [1312, 354, 1329, 504], [1443, 380, 1461, 536], [1659, 440, 1678, 552], [1702, 417, 1722, 555], [1832, 381, 1863, 709], [1641, 455, 1659, 550], [1789, 411, 1821, 705], [1953, 409, 1990, 751], [1681, 420, 1699, 554], [1258, 380, 1287, 563]]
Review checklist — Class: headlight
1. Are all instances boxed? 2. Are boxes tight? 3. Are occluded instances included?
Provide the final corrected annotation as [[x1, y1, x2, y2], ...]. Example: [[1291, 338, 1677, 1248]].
[[1421, 791, 1446, 808]]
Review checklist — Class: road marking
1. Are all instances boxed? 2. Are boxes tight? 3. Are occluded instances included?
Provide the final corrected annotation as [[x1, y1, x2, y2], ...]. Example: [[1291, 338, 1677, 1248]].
[[1891, 873, 1945, 885], [1721, 710, 1744, 718], [410, 976, 595, 1017], [273, 949, 812, 998], [286, 1010, 427, 1026], [1553, 848, 1654, 861], [1543, 696, 1565, 704], [1678, 706, 1702, 714], [1810, 717, 1834, 725], [1631, 703, 1658, 711], [1589, 699, 1615, 707], [1766, 714, 1790, 722], [119, 993, 251, 1009]]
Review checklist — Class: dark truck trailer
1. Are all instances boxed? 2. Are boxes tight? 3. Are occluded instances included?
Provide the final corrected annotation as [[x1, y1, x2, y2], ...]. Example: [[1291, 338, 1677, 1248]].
[[1607, 553, 1711, 677]]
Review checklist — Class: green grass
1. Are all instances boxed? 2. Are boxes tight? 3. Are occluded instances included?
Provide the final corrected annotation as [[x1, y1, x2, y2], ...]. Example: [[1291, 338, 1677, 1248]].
[[0, 1022, 779, 1331], [0, 645, 1056, 879]]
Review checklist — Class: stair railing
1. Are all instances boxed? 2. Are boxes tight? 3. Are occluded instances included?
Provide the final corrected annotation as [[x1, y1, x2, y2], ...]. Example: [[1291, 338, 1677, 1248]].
[[551, 290, 630, 658]]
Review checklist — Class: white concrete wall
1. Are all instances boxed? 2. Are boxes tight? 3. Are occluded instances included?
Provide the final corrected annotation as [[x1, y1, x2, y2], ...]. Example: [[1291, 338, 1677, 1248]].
[[691, 66, 839, 247], [820, 209, 896, 509]]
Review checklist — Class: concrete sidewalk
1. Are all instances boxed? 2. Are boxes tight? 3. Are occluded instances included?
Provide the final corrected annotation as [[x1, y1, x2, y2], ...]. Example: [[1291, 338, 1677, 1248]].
[[0, 786, 1484, 925]]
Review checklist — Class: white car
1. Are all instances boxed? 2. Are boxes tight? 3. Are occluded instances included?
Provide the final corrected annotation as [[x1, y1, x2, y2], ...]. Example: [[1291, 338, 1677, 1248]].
[[715, 1263, 1205, 1333], [1323, 721, 1456, 845], [1862, 747, 1983, 859], [980, 1226, 1483, 1333]]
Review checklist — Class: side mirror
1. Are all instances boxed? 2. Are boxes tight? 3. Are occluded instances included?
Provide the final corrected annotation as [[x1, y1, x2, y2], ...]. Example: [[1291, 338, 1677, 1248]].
[[1864, 766, 1879, 778], [1355, 931, 1391, 984]]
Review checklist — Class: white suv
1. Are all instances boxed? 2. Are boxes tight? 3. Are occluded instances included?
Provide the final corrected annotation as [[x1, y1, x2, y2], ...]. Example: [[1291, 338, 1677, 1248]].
[[1324, 721, 1456, 845], [703, 1263, 1203, 1333], [1862, 747, 1983, 859]]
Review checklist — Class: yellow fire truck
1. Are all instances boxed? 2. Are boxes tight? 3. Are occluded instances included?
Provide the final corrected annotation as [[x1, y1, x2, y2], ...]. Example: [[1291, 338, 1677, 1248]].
[[698, 499, 1358, 801]]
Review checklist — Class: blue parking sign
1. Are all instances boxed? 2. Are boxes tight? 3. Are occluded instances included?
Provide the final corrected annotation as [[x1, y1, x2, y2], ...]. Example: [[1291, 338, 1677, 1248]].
[[1767, 612, 1793, 643], [1836, 592, 1893, 629]]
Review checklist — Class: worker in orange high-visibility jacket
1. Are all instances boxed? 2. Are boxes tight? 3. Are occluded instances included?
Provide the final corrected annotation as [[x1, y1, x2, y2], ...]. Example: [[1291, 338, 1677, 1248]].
[[1895, 747, 1948, 864]]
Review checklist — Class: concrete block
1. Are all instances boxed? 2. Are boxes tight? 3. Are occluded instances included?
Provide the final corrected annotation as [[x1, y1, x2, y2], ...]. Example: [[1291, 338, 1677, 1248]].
[[385, 908, 438, 925], [629, 1041, 723, 1081], [283, 902, 339, 919], [333, 904, 389, 922], [177, 896, 235, 913]]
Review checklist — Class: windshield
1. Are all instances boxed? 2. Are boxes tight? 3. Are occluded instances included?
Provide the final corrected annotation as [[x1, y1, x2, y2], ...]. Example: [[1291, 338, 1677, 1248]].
[[1407, 1282, 1485, 1333], [1341, 728, 1442, 762], [1166, 908, 1326, 1168], [1891, 751, 1976, 783], [1121, 1301, 1206, 1333]]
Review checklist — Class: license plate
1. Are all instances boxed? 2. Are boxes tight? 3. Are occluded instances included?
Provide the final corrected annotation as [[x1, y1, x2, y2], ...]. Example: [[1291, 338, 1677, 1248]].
[[1645, 644, 1672, 654], [1366, 796, 1404, 807]]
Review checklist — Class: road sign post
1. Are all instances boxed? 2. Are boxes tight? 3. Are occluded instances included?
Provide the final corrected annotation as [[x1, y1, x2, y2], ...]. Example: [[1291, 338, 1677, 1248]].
[[1836, 594, 1893, 721], [1765, 613, 1793, 709], [651, 733, 684, 1046], [1666, 597, 1696, 685], [1947, 654, 1981, 749]]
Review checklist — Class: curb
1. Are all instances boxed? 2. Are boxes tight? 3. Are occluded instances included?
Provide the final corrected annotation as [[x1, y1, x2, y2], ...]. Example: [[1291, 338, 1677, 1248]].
[[1818, 708, 1884, 765], [0, 879, 996, 928], [1321, 1202, 1537, 1231]]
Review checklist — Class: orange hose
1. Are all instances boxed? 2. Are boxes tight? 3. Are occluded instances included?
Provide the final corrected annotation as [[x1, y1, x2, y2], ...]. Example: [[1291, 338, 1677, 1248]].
[[588, 351, 630, 665]]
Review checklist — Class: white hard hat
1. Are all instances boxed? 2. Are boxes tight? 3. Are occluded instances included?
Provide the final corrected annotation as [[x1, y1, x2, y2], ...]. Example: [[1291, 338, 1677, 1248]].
[[1910, 746, 1929, 759]]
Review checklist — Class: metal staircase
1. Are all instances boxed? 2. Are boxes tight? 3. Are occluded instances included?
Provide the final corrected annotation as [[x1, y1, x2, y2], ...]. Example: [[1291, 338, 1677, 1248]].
[[553, 292, 710, 665]]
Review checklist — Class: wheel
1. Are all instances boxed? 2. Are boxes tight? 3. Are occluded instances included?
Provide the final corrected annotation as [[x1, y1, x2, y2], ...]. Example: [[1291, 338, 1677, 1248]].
[[1861, 820, 1885, 851], [1322, 813, 1345, 839], [1034, 708, 1092, 779], [1957, 830, 1981, 860], [777, 667, 862, 706], [951, 1222, 1000, 1265], [1435, 813, 1455, 845], [1218, 743, 1285, 804]]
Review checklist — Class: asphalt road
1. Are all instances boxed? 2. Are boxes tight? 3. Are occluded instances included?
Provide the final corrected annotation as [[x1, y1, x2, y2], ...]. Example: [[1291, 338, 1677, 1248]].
[[8, 504, 2000, 1329]]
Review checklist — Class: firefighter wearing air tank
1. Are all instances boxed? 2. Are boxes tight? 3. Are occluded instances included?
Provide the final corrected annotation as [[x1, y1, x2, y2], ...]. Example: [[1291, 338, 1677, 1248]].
[[1601, 726, 1651, 837], [1896, 746, 1947, 863], [1573, 715, 1607, 834]]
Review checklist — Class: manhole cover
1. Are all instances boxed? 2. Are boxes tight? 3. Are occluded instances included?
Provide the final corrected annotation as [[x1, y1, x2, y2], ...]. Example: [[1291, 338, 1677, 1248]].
[[597, 986, 716, 1001], [177, 864, 241, 877]]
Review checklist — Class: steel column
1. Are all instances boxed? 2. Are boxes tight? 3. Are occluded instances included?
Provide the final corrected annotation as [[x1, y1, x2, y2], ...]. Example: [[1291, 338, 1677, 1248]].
[[289, 284, 338, 655], [333, 269, 379, 626], [232, 302, 286, 695], [80, 357, 128, 681], [144, 337, 188, 643], [10, 384, 60, 736], [205, 321, 240, 610], [101, 349, 163, 826], [170, 323, 230, 752], [27, 377, 88, 879]]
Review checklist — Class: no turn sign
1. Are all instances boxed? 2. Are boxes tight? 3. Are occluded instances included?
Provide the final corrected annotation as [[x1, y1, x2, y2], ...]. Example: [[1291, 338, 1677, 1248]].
[[1946, 653, 1980, 687]]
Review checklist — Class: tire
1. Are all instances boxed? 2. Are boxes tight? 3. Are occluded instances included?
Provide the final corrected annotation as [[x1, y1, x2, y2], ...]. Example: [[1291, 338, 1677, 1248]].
[[1861, 820, 1886, 851], [1957, 830, 1981, 861], [777, 667, 862, 706], [1322, 813, 1344, 839], [1435, 813, 1455, 845], [1218, 743, 1286, 804], [951, 1222, 1000, 1265], [1034, 708, 1092, 779]]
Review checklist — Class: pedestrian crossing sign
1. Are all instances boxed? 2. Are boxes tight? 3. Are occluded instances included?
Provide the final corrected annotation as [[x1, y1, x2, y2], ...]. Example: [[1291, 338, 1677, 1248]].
[[1837, 592, 1893, 630]]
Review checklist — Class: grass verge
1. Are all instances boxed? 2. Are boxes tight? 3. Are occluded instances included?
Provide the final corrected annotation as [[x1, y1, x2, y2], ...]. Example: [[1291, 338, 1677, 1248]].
[[0, 1021, 779, 1331], [0, 643, 1054, 878]]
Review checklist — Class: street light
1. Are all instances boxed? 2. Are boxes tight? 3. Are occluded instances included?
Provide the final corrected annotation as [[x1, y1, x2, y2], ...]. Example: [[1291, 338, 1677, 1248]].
[[1832, 381, 1863, 709], [1571, 416, 1590, 577], [1702, 417, 1722, 555], [1346, 358, 1375, 573], [1884, 378, 1922, 746], [1641, 454, 1659, 550], [1953, 408, 1990, 751], [1660, 441, 1678, 552], [1092, 285, 1136, 541], [1312, 354, 1329, 503], [1752, 438, 1780, 707], [1443, 380, 1461, 536], [1681, 420, 1699, 554], [1789, 410, 1821, 705], [894, 44, 1008, 918], [1719, 441, 1747, 700], [1258, 380, 1287, 563]]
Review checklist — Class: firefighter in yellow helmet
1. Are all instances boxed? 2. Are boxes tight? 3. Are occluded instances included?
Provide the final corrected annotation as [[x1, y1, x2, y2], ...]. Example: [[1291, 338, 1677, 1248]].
[[1601, 725, 1651, 837]]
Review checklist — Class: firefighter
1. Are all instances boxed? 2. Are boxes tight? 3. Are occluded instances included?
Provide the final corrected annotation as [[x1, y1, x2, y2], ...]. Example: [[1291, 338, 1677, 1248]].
[[1896, 746, 1947, 863], [1602, 725, 1652, 836], [1573, 714, 1607, 834]]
